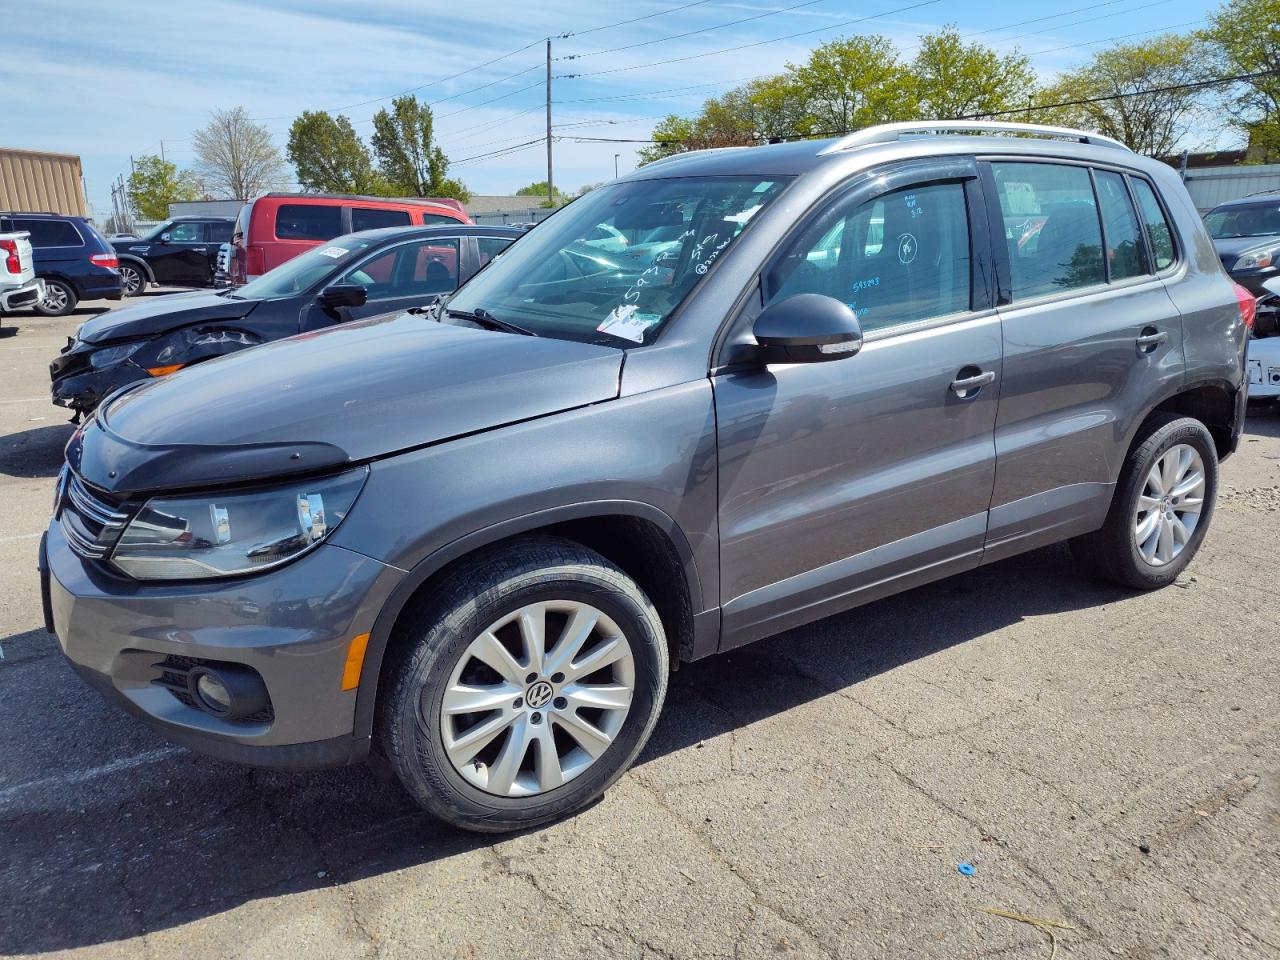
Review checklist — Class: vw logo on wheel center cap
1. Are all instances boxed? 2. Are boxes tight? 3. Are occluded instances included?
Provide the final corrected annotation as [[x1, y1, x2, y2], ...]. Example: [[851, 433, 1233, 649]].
[[525, 680, 554, 709]]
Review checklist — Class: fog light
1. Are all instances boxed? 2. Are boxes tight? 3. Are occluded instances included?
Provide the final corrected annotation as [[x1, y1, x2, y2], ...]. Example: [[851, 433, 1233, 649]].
[[187, 664, 270, 720]]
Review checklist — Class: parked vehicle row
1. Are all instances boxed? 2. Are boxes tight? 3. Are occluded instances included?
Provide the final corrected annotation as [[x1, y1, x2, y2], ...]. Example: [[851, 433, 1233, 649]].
[[41, 122, 1249, 834], [0, 212, 122, 315], [112, 216, 234, 296], [51, 225, 522, 416]]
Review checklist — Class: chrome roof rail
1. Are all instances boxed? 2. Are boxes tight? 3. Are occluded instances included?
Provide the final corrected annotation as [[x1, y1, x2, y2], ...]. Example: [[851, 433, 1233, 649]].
[[816, 121, 1132, 155]]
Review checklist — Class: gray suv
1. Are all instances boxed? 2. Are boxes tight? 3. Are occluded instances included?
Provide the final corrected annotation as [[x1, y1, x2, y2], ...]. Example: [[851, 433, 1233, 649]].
[[41, 122, 1249, 832]]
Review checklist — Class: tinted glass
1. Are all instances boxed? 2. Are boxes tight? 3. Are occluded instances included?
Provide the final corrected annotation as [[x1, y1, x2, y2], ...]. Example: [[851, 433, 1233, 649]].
[[168, 221, 203, 242], [342, 238, 460, 297], [351, 207, 411, 231], [421, 213, 462, 225], [13, 218, 82, 247], [449, 176, 789, 345], [207, 221, 234, 243], [1131, 179, 1176, 271], [477, 236, 514, 268], [992, 162, 1104, 301], [275, 204, 342, 241], [767, 183, 971, 334], [1203, 201, 1280, 240], [234, 236, 378, 299], [1094, 171, 1146, 281], [233, 204, 251, 243]]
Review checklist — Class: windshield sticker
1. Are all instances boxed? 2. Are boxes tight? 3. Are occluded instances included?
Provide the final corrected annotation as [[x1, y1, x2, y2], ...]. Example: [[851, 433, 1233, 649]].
[[316, 246, 349, 259], [752, 181, 775, 193], [597, 304, 661, 344], [724, 204, 762, 225]]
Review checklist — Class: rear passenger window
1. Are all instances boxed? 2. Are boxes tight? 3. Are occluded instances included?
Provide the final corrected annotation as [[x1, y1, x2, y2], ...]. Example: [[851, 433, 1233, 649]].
[[207, 221, 233, 243], [13, 218, 82, 247], [1094, 171, 1146, 281], [1130, 179, 1176, 271], [351, 207, 411, 231], [992, 162, 1104, 301], [276, 204, 342, 241], [477, 236, 514, 268], [421, 213, 461, 225], [767, 182, 971, 335]]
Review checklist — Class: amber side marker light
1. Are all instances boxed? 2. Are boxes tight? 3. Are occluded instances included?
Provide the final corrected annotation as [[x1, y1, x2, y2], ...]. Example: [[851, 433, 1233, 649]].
[[342, 632, 371, 691], [146, 363, 185, 376]]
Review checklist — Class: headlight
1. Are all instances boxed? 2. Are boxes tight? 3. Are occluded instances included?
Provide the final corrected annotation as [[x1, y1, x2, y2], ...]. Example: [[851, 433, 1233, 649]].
[[89, 341, 145, 369], [1234, 250, 1275, 270], [153, 328, 262, 365], [110, 467, 367, 580]]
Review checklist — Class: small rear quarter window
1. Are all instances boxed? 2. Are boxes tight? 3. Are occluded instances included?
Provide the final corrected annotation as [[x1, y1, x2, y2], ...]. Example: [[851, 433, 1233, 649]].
[[275, 204, 342, 241], [1130, 179, 1177, 271]]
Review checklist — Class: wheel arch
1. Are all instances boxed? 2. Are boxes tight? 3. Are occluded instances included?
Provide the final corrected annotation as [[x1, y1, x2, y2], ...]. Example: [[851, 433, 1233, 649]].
[[116, 255, 155, 284], [352, 500, 708, 745], [1142, 377, 1242, 462]]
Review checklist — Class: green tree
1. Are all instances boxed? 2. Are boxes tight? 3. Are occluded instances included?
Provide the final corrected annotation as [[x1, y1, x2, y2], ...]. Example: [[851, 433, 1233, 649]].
[[637, 115, 697, 165], [371, 96, 469, 201], [287, 111, 388, 194], [514, 181, 565, 206], [193, 107, 286, 199], [1202, 0, 1280, 161], [788, 35, 916, 135], [1033, 34, 1211, 155], [910, 27, 1038, 120], [126, 154, 203, 220]]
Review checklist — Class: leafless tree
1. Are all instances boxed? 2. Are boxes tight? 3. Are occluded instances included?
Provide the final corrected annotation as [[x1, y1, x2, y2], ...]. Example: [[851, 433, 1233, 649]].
[[192, 107, 287, 200]]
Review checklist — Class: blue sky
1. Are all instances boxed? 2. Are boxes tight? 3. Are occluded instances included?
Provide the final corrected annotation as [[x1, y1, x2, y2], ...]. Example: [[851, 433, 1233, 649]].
[[2, 0, 1225, 219]]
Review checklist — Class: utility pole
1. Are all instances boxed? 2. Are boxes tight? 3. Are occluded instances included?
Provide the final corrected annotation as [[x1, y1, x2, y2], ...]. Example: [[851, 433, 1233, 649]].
[[160, 140, 166, 164], [614, 154, 620, 179], [545, 38, 554, 209]]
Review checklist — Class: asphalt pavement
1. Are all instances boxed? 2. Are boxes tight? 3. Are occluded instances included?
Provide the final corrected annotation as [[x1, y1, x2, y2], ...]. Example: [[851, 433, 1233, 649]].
[[1, 295, 1277, 959]]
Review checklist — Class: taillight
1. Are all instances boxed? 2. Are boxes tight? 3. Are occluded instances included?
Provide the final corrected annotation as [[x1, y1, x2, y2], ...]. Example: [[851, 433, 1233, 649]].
[[1233, 282, 1257, 331], [90, 252, 119, 270], [246, 245, 265, 277], [0, 238, 19, 275]]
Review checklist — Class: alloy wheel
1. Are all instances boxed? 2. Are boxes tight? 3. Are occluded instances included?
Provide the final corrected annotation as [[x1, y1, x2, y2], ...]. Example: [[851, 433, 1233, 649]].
[[120, 266, 143, 295], [42, 284, 69, 312], [1133, 442, 1205, 566], [436, 600, 635, 797]]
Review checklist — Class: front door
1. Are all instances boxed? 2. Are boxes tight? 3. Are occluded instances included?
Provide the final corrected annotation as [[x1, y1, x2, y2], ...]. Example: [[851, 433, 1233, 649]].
[[714, 159, 1002, 649], [980, 160, 1187, 561], [149, 221, 210, 287]]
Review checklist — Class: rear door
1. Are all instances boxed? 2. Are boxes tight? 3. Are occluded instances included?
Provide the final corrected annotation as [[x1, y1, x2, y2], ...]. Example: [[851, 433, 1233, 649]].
[[981, 159, 1186, 561], [713, 158, 1002, 648]]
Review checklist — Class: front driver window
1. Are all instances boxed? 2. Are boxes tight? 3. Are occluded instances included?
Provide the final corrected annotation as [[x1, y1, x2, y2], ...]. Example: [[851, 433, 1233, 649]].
[[168, 222, 203, 242], [341, 239, 460, 298], [767, 182, 971, 335]]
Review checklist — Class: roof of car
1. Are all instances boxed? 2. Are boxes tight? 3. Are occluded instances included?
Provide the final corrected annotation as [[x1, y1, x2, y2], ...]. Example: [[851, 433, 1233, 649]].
[[169, 215, 236, 222], [344, 224, 527, 242], [1211, 192, 1280, 209]]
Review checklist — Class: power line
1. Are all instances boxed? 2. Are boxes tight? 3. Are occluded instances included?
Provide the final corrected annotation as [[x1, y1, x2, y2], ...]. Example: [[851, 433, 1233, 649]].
[[960, 0, 1128, 38], [559, 0, 835, 61], [1027, 18, 1204, 55], [558, 0, 944, 78], [566, 0, 721, 38]]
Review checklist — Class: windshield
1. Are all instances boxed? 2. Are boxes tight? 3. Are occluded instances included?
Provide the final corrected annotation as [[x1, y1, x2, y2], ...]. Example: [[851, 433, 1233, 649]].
[[1204, 203, 1280, 239], [235, 236, 377, 299], [447, 176, 790, 346]]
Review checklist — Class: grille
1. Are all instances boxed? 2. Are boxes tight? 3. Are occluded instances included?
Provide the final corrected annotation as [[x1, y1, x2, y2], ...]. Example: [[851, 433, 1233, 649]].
[[59, 472, 131, 560], [151, 655, 276, 725]]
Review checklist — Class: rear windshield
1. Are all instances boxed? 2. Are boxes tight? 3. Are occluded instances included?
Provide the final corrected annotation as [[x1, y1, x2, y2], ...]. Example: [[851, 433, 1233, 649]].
[[276, 204, 342, 241], [11, 218, 82, 247], [233, 203, 251, 244]]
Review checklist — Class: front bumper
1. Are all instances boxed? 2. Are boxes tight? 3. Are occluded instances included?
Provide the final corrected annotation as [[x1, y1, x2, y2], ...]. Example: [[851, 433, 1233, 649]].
[[50, 358, 148, 413], [42, 520, 404, 768], [0, 277, 45, 311]]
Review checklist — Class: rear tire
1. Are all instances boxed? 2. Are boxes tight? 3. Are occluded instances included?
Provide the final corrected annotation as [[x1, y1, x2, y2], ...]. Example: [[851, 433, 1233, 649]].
[[1070, 413, 1218, 589], [118, 262, 147, 297], [376, 535, 669, 833], [34, 279, 77, 317]]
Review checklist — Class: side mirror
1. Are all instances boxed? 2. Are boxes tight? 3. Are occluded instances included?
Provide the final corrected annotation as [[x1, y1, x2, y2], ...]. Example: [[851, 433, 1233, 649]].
[[318, 283, 368, 310], [158, 232, 171, 243], [751, 293, 863, 364]]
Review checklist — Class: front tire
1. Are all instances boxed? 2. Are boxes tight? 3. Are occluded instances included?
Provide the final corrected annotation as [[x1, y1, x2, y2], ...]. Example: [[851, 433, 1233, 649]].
[[33, 278, 77, 317], [1070, 413, 1218, 589], [118, 262, 147, 297], [377, 536, 669, 832]]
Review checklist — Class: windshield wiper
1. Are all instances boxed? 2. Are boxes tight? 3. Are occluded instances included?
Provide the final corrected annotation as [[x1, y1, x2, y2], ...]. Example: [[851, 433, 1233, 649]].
[[446, 306, 539, 337]]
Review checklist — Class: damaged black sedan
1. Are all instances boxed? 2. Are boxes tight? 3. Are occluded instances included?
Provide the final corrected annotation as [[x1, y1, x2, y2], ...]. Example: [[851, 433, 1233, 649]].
[[50, 224, 522, 416]]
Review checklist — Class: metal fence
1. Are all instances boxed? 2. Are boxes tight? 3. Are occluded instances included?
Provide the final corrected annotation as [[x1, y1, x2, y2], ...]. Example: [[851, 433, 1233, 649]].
[[1181, 163, 1280, 211], [470, 208, 557, 226]]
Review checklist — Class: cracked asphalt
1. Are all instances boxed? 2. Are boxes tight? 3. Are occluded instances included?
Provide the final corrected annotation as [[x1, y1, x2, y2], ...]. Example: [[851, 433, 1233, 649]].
[[1, 299, 1278, 959]]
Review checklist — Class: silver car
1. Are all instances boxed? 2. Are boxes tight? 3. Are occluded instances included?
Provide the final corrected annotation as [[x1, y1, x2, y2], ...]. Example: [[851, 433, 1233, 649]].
[[42, 122, 1249, 832]]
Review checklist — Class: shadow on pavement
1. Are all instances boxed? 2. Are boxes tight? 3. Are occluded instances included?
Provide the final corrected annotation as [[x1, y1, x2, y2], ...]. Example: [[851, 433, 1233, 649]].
[[0, 543, 1128, 954], [0, 423, 74, 478]]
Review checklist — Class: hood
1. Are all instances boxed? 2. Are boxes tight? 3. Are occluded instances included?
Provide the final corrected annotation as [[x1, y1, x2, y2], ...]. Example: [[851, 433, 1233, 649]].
[[1212, 235, 1280, 270], [77, 290, 257, 344], [74, 311, 623, 494]]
